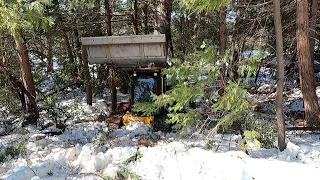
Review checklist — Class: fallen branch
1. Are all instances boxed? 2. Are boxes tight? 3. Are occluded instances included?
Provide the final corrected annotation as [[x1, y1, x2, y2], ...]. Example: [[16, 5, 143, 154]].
[[286, 126, 320, 131]]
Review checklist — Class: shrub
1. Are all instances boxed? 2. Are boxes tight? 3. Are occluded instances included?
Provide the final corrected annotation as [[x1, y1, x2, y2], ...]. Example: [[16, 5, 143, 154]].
[[133, 45, 273, 149]]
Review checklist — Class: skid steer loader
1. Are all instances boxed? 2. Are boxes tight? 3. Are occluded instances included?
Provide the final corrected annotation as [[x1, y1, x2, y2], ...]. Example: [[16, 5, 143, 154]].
[[81, 34, 168, 128]]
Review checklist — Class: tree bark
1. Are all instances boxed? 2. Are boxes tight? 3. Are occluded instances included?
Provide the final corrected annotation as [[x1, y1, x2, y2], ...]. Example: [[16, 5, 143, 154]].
[[309, 0, 318, 60], [164, 0, 174, 58], [132, 0, 139, 35], [228, 5, 241, 82], [229, 43, 239, 81], [74, 29, 83, 79], [297, 0, 319, 125], [46, 35, 53, 73], [15, 40, 36, 101], [153, 0, 161, 35], [218, 6, 227, 94], [105, 0, 112, 36], [105, 0, 117, 111], [219, 6, 227, 56], [155, 0, 174, 57], [110, 68, 117, 111], [14, 31, 38, 122], [142, 1, 149, 34], [273, 0, 286, 151], [97, 64, 107, 90], [81, 46, 93, 106], [62, 30, 78, 78], [1, 34, 7, 67], [93, 0, 103, 36]]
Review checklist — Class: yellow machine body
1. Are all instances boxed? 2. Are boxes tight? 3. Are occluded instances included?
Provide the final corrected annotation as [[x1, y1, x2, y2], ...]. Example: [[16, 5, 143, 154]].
[[123, 113, 154, 127]]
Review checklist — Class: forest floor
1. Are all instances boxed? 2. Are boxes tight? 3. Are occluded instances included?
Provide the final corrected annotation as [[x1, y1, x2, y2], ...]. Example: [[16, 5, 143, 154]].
[[1, 76, 320, 180]]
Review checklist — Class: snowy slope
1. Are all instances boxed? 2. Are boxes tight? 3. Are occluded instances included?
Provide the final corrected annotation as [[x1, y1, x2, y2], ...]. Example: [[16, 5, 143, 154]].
[[1, 86, 320, 180], [1, 121, 320, 180]]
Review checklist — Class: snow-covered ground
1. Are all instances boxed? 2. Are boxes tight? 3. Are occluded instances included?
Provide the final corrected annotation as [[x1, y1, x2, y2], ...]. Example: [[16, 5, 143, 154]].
[[1, 117, 320, 180], [1, 77, 320, 180]]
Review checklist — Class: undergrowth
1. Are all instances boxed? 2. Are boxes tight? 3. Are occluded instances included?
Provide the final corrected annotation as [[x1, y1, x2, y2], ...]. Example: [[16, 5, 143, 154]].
[[133, 44, 274, 149], [103, 170, 140, 180], [0, 139, 27, 162]]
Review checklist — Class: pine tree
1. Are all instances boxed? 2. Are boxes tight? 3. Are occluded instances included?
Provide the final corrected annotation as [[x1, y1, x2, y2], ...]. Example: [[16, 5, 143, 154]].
[[296, 0, 320, 125], [273, 0, 286, 151], [0, 0, 53, 123]]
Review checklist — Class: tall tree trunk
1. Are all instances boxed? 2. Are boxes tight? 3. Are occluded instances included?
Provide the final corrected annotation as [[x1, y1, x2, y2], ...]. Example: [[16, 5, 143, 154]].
[[105, 0, 112, 36], [93, 0, 103, 36], [219, 6, 227, 56], [178, 10, 186, 55], [105, 0, 117, 111], [229, 43, 239, 81], [309, 0, 318, 60], [153, 0, 161, 35], [1, 34, 6, 67], [164, 0, 174, 57], [155, 0, 174, 57], [218, 6, 227, 95], [73, 29, 83, 79], [110, 68, 117, 111], [62, 30, 78, 79], [297, 0, 319, 125], [228, 5, 241, 82], [46, 35, 53, 73], [273, 0, 286, 151], [97, 64, 107, 90], [16, 39, 36, 101], [81, 46, 93, 105], [142, 1, 149, 34], [14, 31, 38, 122], [132, 0, 139, 35]]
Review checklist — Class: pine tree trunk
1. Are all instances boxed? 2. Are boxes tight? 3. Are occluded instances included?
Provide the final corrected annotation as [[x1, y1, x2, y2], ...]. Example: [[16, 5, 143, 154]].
[[1, 36, 6, 68], [309, 0, 318, 59], [110, 68, 117, 111], [178, 11, 186, 55], [93, 0, 103, 36], [164, 0, 174, 58], [97, 64, 107, 90], [155, 0, 174, 57], [16, 41, 36, 102], [230, 44, 239, 81], [105, 0, 117, 111], [63, 31, 78, 79], [273, 0, 286, 151], [142, 1, 149, 34], [218, 6, 227, 94], [81, 46, 93, 105], [74, 29, 83, 79], [297, 0, 319, 125], [47, 35, 53, 73], [14, 32, 38, 122], [228, 5, 241, 82], [105, 0, 112, 36], [219, 6, 227, 56], [132, 0, 139, 35], [153, 0, 161, 34]]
